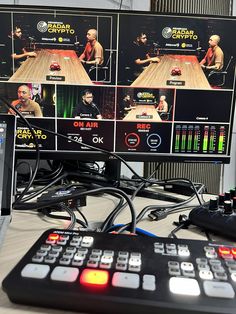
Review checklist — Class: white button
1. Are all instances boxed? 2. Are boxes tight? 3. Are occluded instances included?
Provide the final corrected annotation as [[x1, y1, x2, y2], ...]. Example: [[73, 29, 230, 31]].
[[168, 261, 179, 269], [112, 272, 140, 289], [81, 236, 94, 247], [100, 262, 112, 269], [206, 251, 217, 259], [74, 253, 86, 261], [169, 277, 200, 296], [178, 249, 190, 257], [129, 257, 141, 267], [142, 275, 156, 291], [115, 263, 127, 271], [21, 263, 50, 279], [199, 270, 213, 280], [103, 250, 114, 256], [231, 273, 236, 282], [203, 281, 235, 298], [50, 266, 79, 282], [181, 262, 194, 271], [196, 258, 208, 265], [198, 264, 210, 271], [101, 255, 113, 264]]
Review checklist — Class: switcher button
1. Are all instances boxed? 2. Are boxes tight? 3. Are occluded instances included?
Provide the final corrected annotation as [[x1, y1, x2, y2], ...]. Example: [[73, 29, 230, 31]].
[[142, 275, 156, 291], [203, 281, 235, 298], [21, 263, 50, 279], [169, 277, 200, 296], [112, 272, 140, 289], [51, 266, 79, 282], [80, 269, 109, 286]]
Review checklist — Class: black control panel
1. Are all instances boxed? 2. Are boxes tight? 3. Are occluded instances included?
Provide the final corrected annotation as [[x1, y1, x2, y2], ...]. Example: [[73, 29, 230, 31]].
[[2, 229, 236, 314], [189, 190, 236, 240]]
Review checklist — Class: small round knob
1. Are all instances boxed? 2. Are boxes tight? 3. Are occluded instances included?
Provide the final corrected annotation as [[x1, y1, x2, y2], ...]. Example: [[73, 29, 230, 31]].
[[209, 198, 218, 211], [224, 200, 232, 215]]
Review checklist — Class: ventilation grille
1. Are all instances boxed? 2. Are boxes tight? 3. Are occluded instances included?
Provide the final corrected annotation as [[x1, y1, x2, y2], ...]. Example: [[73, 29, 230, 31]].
[[144, 162, 221, 194], [151, 0, 232, 16]]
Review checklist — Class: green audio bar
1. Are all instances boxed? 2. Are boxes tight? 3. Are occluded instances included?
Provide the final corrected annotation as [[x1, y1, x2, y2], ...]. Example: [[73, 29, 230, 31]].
[[218, 126, 225, 153], [203, 126, 209, 152]]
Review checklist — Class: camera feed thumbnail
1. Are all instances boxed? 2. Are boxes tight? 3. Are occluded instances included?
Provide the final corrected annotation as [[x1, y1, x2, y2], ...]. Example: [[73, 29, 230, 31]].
[[118, 14, 236, 90], [116, 87, 175, 121], [0, 11, 116, 85]]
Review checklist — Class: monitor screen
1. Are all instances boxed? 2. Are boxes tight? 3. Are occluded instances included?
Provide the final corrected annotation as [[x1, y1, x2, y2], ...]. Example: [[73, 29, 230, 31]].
[[0, 5, 235, 163]]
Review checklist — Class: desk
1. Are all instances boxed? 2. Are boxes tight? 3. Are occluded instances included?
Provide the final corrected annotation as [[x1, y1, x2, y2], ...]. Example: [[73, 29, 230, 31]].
[[123, 105, 162, 121], [9, 49, 92, 85], [0, 193, 227, 314], [131, 55, 211, 89]]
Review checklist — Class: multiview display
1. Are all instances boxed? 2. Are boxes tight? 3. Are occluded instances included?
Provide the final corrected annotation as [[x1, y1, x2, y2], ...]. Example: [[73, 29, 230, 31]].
[[0, 6, 235, 162]]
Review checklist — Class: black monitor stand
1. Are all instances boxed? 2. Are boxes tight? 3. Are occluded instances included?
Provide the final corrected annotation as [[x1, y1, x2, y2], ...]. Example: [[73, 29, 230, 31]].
[[99, 160, 191, 204]]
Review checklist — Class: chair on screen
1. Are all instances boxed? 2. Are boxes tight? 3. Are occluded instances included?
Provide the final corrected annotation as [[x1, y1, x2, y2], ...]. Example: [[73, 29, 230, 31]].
[[208, 56, 233, 87], [159, 105, 173, 121], [88, 52, 112, 83]]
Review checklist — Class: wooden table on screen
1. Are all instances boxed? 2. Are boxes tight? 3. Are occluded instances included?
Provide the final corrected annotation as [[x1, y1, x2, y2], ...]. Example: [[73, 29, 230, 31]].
[[9, 49, 92, 85], [123, 104, 162, 121], [131, 54, 211, 89]]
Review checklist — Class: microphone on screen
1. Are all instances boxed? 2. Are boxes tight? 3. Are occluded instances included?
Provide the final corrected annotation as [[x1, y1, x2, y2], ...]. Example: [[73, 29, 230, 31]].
[[28, 36, 35, 41], [91, 103, 99, 110], [15, 103, 23, 110], [153, 42, 160, 47]]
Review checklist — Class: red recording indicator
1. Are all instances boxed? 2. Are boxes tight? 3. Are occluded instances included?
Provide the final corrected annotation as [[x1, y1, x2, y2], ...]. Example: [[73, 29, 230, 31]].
[[80, 269, 109, 286], [125, 133, 140, 148]]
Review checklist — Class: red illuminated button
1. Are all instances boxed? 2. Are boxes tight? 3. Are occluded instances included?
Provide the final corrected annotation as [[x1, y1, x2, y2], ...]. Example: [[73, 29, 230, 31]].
[[231, 248, 236, 256], [80, 269, 109, 286], [48, 233, 60, 241], [218, 247, 231, 255]]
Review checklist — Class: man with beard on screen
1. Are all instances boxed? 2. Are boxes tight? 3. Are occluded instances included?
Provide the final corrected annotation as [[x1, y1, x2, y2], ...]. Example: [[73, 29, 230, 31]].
[[72, 89, 102, 119]]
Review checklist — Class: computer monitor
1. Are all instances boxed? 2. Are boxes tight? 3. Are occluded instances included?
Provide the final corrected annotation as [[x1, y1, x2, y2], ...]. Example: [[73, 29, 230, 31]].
[[0, 5, 235, 164]]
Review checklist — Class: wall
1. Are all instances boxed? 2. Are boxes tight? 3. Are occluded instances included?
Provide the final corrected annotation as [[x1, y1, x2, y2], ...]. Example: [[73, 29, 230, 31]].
[[223, 0, 236, 192]]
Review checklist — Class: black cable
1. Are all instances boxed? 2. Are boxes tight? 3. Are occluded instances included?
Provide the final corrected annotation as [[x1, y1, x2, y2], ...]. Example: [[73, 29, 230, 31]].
[[119, 0, 123, 10], [15, 172, 69, 204], [59, 202, 77, 230], [14, 186, 137, 234], [100, 196, 125, 232], [74, 207, 89, 227], [40, 208, 87, 228], [101, 163, 162, 232], [0, 96, 40, 204], [33, 163, 64, 184], [168, 219, 191, 238], [15, 160, 33, 182]]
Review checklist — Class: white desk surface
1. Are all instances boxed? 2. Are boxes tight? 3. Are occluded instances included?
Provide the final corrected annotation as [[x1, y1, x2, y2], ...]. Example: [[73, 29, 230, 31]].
[[0, 193, 230, 314]]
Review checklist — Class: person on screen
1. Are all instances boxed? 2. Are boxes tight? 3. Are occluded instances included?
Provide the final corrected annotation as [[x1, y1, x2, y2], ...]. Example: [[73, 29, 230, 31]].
[[79, 29, 104, 66], [10, 26, 37, 69], [119, 94, 135, 119], [156, 95, 168, 113], [72, 89, 102, 119], [8, 85, 43, 117], [200, 35, 224, 72], [132, 32, 160, 78], [119, 94, 131, 118]]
